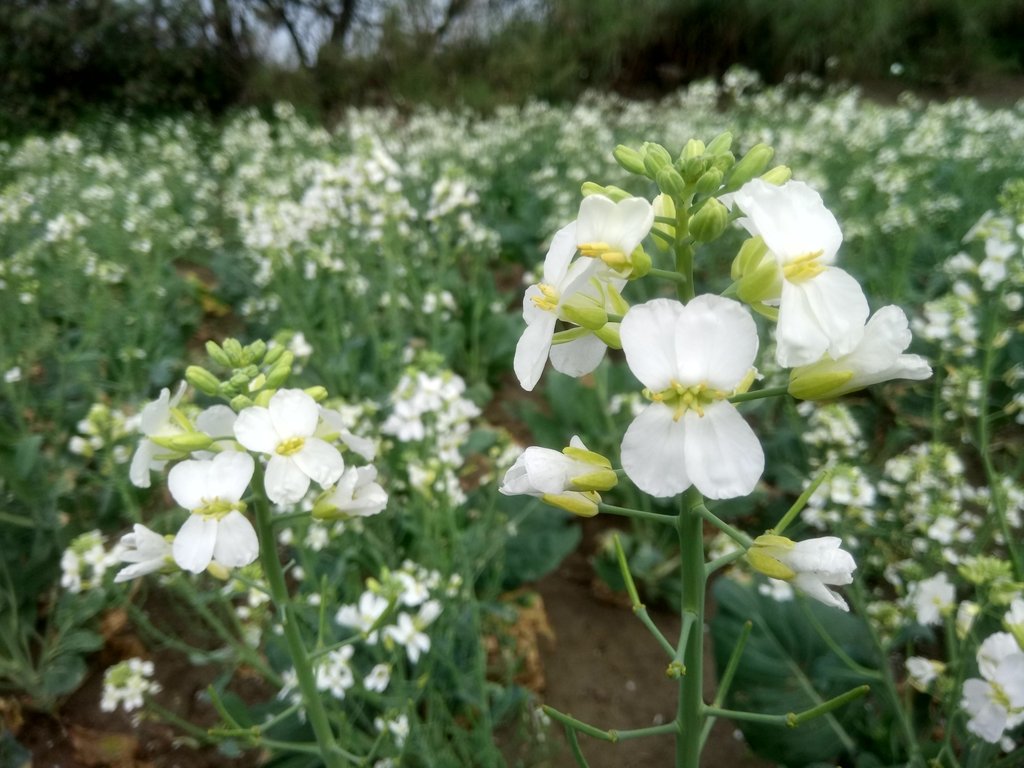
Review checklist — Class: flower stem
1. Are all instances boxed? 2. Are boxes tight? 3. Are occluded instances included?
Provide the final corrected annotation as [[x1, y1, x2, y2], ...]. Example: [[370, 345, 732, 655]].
[[613, 534, 676, 659], [699, 620, 751, 748], [677, 488, 706, 767], [648, 267, 688, 285], [772, 467, 831, 535], [599, 503, 675, 526], [728, 385, 789, 404], [694, 504, 753, 548], [252, 465, 345, 768]]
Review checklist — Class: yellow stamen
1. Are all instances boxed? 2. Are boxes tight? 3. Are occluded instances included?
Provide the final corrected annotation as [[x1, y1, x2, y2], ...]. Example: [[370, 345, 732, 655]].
[[276, 436, 305, 456], [196, 498, 245, 520], [643, 381, 728, 421], [530, 283, 560, 312], [783, 250, 826, 283], [578, 241, 611, 258]]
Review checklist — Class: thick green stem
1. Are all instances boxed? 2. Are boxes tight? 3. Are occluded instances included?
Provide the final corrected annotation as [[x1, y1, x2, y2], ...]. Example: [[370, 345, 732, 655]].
[[252, 466, 345, 768], [677, 488, 706, 767]]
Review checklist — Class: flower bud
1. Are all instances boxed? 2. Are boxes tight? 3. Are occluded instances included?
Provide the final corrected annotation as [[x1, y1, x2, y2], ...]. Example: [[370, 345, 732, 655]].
[[229, 371, 250, 389], [230, 394, 254, 411], [695, 167, 724, 195], [711, 152, 735, 172], [206, 562, 231, 580], [726, 143, 774, 191], [642, 142, 673, 178], [304, 386, 329, 402], [580, 182, 631, 202], [656, 166, 688, 198], [247, 373, 267, 392], [222, 338, 244, 366], [613, 145, 647, 176], [788, 368, 856, 400], [149, 431, 214, 452], [205, 340, 232, 369], [682, 156, 706, 183], [731, 237, 782, 305], [246, 339, 267, 364], [186, 366, 221, 396], [253, 390, 274, 407], [760, 165, 793, 185], [680, 138, 705, 163], [541, 490, 600, 518], [688, 198, 729, 243], [561, 304, 608, 330], [651, 193, 676, 253], [263, 344, 285, 366], [265, 352, 294, 388], [705, 131, 733, 156]]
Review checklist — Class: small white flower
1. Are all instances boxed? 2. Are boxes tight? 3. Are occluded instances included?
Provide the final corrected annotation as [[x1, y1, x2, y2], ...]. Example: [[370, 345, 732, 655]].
[[234, 389, 344, 505], [129, 383, 187, 488], [748, 535, 856, 611], [3, 366, 22, 384], [364, 663, 391, 693], [907, 572, 955, 626], [962, 632, 1024, 743], [101, 658, 161, 713], [733, 179, 868, 367], [385, 613, 431, 663], [619, 295, 764, 499], [114, 524, 174, 582], [336, 591, 389, 642], [317, 466, 388, 519], [169, 451, 259, 574], [905, 656, 944, 690], [789, 306, 932, 399], [315, 646, 355, 699]]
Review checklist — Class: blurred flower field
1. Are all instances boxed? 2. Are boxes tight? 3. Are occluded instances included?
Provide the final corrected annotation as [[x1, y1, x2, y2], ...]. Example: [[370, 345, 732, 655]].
[[1, 70, 1023, 766]]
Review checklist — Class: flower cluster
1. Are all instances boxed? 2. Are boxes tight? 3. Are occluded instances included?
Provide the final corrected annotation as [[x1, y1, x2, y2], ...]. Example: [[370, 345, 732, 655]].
[[60, 530, 123, 594], [100, 658, 161, 714]]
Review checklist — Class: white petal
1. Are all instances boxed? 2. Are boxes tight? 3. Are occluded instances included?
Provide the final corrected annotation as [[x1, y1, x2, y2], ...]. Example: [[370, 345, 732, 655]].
[[576, 195, 654, 256], [620, 299, 684, 390], [212, 510, 260, 568], [521, 447, 575, 493], [682, 401, 763, 500], [234, 406, 279, 453], [499, 456, 537, 496], [549, 333, 607, 378], [542, 221, 579, 285], [339, 429, 376, 461], [674, 295, 758, 390], [207, 451, 255, 503], [269, 389, 320, 439], [168, 459, 213, 511], [514, 314, 557, 391], [733, 180, 842, 263], [776, 280, 832, 368], [293, 437, 344, 488], [196, 405, 237, 438], [621, 404, 690, 497], [264, 454, 311, 504], [802, 267, 869, 359], [792, 573, 849, 611], [129, 440, 157, 488], [172, 514, 217, 574], [114, 559, 166, 583], [139, 387, 172, 436]]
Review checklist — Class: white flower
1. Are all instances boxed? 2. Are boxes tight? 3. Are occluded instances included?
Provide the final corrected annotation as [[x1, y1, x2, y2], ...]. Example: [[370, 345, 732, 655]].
[[789, 306, 932, 399], [375, 714, 410, 749], [385, 613, 431, 663], [129, 383, 187, 488], [907, 572, 955, 626], [318, 406, 376, 461], [169, 451, 259, 574], [364, 663, 391, 693], [962, 632, 1024, 743], [619, 295, 764, 499], [100, 658, 161, 713], [315, 646, 355, 699], [336, 591, 389, 642], [499, 435, 615, 515], [114, 524, 174, 582], [905, 656, 944, 690], [747, 535, 856, 611], [234, 389, 344, 504], [316, 466, 388, 519], [514, 195, 651, 391], [733, 179, 868, 367]]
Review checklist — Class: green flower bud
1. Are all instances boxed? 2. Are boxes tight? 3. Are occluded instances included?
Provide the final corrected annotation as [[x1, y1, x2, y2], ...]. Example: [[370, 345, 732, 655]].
[[656, 166, 688, 198], [705, 131, 733, 156], [248, 373, 267, 392], [760, 165, 793, 185], [613, 145, 647, 176], [253, 390, 274, 408], [304, 386, 329, 402], [695, 167, 724, 195], [642, 142, 673, 178], [185, 365, 221, 396], [562, 304, 608, 330], [229, 371, 250, 389], [688, 198, 729, 243], [680, 138, 705, 163], [732, 238, 783, 305], [541, 491, 600, 518], [246, 339, 267, 364], [593, 322, 621, 349], [230, 394, 254, 411], [651, 194, 676, 253], [149, 431, 214, 452], [265, 352, 294, 388], [725, 143, 774, 191], [205, 340, 232, 369], [711, 151, 735, 172], [682, 156, 706, 183], [222, 338, 244, 367], [788, 368, 855, 401], [263, 345, 285, 366]]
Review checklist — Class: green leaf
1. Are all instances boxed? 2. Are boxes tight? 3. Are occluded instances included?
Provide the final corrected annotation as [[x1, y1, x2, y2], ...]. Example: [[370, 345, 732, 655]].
[[39, 653, 87, 700], [57, 629, 104, 655], [710, 577, 877, 767], [13, 435, 42, 479]]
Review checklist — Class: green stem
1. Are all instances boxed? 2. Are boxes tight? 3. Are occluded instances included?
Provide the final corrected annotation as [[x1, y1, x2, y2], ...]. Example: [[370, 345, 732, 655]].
[[674, 243, 695, 302], [773, 467, 832, 535], [613, 534, 676, 659], [599, 503, 675, 526], [677, 488, 706, 767], [648, 267, 688, 285], [798, 598, 881, 680], [544, 706, 677, 743], [145, 696, 214, 742], [705, 550, 745, 577], [728, 385, 789, 404], [702, 684, 868, 727], [252, 465, 344, 768], [694, 504, 753, 548], [699, 620, 751, 748], [564, 723, 592, 768]]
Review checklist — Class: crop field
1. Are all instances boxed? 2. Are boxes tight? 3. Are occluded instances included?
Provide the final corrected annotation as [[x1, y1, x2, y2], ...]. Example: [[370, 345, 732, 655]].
[[1, 70, 1022, 766]]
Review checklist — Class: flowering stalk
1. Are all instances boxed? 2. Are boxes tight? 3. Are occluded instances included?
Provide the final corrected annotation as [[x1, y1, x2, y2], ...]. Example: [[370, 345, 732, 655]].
[[251, 464, 346, 768], [677, 488, 706, 767]]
